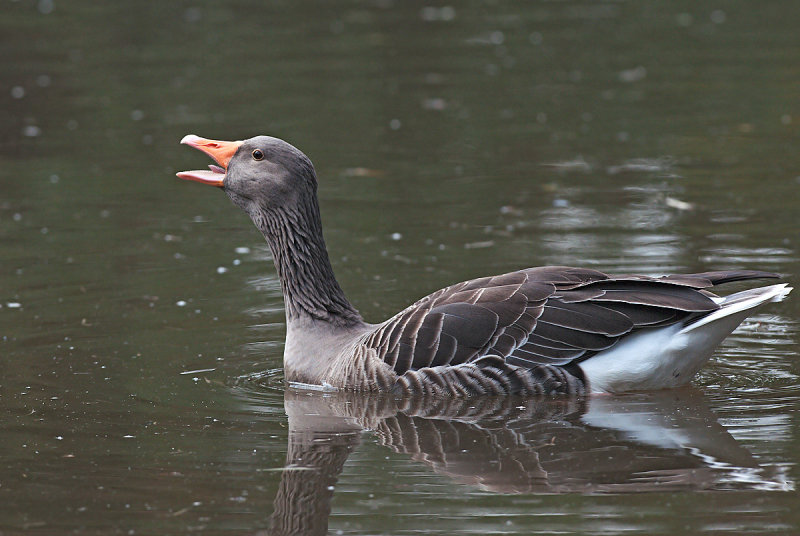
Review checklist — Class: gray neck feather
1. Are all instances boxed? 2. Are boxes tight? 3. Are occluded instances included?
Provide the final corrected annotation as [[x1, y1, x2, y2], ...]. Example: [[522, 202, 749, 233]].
[[252, 194, 363, 327]]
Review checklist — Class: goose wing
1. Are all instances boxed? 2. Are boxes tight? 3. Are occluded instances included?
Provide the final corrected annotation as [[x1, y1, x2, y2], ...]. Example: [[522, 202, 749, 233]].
[[364, 267, 778, 375]]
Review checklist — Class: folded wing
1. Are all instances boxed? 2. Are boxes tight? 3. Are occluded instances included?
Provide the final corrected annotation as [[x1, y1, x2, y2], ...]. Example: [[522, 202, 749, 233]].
[[364, 267, 778, 376]]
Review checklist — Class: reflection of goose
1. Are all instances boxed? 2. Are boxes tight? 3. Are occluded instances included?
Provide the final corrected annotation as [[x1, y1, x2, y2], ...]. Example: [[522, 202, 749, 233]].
[[177, 135, 791, 396], [267, 389, 791, 535]]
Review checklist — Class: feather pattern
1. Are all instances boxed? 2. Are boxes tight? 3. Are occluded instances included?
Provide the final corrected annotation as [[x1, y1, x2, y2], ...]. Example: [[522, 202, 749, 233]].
[[361, 267, 784, 395]]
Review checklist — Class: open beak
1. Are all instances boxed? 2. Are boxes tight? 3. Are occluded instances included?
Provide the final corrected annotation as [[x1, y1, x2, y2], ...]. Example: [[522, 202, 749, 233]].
[[176, 134, 243, 187]]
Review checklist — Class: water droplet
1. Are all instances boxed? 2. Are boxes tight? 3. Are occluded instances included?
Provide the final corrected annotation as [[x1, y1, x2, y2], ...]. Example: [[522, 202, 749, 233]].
[[184, 7, 201, 23], [676, 12, 693, 27], [37, 0, 55, 15], [422, 98, 446, 111], [11, 86, 25, 99], [710, 10, 726, 24], [618, 65, 647, 83], [420, 6, 455, 22], [389, 118, 401, 130]]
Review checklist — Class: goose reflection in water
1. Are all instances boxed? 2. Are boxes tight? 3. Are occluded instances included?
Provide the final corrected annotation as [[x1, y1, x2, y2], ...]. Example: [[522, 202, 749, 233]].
[[258, 388, 791, 535]]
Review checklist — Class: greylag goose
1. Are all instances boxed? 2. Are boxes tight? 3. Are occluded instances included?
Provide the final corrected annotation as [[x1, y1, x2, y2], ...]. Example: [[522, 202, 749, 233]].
[[176, 134, 792, 396]]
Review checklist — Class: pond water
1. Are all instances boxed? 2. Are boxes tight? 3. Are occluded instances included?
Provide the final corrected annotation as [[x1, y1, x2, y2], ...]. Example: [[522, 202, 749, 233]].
[[2, 1, 799, 534]]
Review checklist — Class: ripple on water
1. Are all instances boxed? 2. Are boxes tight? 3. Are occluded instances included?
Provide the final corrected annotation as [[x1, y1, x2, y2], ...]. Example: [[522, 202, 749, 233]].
[[233, 367, 286, 394], [702, 314, 798, 389]]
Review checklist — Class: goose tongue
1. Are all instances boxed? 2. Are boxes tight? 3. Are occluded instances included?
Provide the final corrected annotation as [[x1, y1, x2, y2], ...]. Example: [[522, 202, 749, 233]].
[[176, 134, 243, 187]]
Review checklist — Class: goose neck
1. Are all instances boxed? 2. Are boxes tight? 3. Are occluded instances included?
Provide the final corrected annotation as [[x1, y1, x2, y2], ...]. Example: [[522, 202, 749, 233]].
[[256, 197, 362, 327]]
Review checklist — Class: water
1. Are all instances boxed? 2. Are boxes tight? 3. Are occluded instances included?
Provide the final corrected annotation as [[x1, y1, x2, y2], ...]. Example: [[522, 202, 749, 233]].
[[2, 1, 798, 534]]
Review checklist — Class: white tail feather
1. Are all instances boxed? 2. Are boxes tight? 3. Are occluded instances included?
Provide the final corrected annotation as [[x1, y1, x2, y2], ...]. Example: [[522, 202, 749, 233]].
[[683, 284, 791, 332], [580, 284, 792, 394]]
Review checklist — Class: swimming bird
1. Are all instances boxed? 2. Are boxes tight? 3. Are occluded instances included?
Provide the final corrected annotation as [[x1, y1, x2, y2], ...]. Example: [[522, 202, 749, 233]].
[[176, 134, 791, 396]]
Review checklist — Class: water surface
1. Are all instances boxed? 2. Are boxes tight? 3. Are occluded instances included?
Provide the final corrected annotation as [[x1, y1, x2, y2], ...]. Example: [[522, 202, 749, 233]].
[[2, 1, 798, 534]]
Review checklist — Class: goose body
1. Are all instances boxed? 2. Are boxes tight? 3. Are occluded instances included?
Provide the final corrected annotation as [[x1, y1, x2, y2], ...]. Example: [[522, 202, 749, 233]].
[[177, 134, 791, 396]]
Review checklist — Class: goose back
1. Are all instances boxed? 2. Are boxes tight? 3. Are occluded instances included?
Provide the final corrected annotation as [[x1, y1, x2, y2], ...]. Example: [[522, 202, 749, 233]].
[[357, 268, 779, 396]]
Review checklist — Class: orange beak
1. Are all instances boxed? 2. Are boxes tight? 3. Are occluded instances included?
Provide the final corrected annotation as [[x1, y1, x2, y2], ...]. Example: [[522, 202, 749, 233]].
[[176, 134, 243, 187]]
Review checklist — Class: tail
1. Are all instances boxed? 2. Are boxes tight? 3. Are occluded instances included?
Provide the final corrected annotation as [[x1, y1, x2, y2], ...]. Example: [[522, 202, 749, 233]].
[[686, 270, 781, 285], [580, 283, 791, 393], [682, 283, 792, 333]]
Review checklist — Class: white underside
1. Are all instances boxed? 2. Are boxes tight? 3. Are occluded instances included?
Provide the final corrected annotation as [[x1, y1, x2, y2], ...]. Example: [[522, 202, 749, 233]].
[[579, 283, 792, 394]]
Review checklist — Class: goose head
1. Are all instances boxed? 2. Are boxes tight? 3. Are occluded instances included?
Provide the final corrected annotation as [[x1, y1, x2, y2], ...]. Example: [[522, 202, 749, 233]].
[[176, 134, 317, 216]]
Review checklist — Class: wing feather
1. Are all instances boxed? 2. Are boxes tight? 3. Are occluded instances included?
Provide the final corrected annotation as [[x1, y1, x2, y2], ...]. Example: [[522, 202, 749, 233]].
[[530, 321, 618, 351], [369, 266, 777, 379], [538, 301, 634, 336], [436, 302, 499, 349]]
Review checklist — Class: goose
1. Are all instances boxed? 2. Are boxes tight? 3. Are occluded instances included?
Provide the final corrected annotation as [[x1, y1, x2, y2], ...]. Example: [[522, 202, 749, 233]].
[[176, 134, 792, 396]]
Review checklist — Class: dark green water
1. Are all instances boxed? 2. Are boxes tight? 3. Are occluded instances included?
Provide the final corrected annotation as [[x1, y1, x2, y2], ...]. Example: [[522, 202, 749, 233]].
[[2, 1, 798, 534]]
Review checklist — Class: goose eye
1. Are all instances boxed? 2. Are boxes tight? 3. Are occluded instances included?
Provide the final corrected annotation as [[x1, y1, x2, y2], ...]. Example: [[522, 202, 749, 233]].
[[252, 149, 264, 160]]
